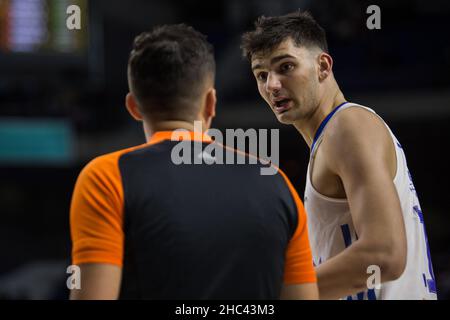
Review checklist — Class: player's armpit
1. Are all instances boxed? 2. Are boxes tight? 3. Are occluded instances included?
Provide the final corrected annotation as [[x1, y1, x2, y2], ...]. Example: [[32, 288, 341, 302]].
[[69, 263, 122, 300], [280, 283, 319, 300]]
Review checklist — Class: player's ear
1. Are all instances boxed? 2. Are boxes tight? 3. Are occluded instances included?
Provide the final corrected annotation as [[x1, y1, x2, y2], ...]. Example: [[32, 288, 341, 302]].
[[202, 87, 216, 128], [317, 52, 333, 82], [125, 92, 144, 121]]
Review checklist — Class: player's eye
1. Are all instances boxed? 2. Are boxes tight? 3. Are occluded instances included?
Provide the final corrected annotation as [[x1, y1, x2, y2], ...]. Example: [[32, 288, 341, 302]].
[[280, 63, 294, 73], [256, 72, 268, 82]]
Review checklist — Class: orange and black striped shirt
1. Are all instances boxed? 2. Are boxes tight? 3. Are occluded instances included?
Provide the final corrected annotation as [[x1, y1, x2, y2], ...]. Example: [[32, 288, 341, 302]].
[[70, 131, 316, 299]]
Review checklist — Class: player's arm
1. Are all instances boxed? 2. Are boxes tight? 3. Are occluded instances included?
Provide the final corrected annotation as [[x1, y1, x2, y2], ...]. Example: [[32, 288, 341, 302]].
[[281, 283, 319, 300], [70, 263, 122, 300], [315, 108, 407, 299], [279, 171, 319, 300], [69, 155, 125, 300]]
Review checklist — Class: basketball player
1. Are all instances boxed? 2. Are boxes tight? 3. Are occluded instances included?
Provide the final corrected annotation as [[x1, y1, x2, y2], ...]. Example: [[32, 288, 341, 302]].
[[241, 11, 437, 300], [69, 24, 318, 299]]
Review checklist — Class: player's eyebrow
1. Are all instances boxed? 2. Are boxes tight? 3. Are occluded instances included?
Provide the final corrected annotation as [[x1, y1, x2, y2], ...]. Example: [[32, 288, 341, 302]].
[[252, 54, 295, 71]]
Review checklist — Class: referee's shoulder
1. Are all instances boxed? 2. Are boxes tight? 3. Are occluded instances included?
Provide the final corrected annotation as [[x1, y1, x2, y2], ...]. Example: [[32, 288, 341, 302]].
[[79, 143, 148, 178]]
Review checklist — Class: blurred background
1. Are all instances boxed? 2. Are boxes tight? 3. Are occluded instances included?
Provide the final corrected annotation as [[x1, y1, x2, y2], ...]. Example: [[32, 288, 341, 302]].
[[0, 0, 449, 299]]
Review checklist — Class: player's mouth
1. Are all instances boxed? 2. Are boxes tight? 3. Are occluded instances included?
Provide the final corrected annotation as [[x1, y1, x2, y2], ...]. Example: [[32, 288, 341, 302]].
[[272, 98, 292, 114]]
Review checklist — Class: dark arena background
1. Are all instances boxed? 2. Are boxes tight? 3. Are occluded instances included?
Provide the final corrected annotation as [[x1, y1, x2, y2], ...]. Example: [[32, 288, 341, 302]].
[[0, 0, 449, 300]]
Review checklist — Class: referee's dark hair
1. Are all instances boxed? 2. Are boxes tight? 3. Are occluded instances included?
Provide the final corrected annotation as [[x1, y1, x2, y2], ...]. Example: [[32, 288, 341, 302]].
[[128, 24, 215, 121]]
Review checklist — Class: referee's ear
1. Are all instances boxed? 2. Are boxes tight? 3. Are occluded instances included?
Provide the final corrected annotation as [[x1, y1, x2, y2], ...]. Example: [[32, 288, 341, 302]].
[[202, 88, 216, 129], [125, 92, 144, 121]]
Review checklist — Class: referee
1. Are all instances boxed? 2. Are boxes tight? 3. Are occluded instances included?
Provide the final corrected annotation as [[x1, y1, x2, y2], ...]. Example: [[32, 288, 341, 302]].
[[69, 24, 317, 300]]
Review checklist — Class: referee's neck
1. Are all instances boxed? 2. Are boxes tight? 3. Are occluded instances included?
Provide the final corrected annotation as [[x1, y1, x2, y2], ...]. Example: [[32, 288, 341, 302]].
[[143, 120, 207, 142]]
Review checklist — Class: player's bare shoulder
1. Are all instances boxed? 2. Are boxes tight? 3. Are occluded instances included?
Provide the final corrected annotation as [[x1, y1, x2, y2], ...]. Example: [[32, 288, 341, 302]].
[[321, 105, 396, 178]]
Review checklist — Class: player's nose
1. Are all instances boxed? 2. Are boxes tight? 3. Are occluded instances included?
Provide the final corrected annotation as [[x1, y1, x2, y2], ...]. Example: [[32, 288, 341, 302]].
[[265, 72, 282, 94]]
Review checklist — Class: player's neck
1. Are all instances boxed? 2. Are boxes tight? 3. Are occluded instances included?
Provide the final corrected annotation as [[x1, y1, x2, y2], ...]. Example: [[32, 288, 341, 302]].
[[293, 89, 346, 149]]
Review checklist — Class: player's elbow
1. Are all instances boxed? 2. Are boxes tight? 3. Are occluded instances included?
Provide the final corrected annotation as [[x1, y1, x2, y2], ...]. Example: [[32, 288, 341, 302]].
[[373, 245, 406, 282], [379, 250, 406, 281], [360, 239, 406, 282]]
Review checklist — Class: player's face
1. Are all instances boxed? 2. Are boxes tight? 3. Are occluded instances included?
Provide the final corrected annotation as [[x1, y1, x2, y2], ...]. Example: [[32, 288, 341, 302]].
[[251, 38, 320, 124]]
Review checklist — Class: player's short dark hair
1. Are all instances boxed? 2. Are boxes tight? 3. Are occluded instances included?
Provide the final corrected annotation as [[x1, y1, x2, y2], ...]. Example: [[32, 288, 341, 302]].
[[241, 11, 328, 61], [128, 24, 215, 121]]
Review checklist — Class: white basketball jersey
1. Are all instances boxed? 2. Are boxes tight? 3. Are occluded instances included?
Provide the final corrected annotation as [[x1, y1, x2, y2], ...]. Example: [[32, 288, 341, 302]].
[[304, 102, 437, 300]]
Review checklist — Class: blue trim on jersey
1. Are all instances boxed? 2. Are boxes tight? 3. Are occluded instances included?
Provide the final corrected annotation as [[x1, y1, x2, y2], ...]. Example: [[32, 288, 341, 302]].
[[340, 224, 352, 248], [414, 206, 437, 295], [414, 205, 424, 223], [367, 289, 377, 300], [311, 101, 348, 153], [428, 279, 437, 293]]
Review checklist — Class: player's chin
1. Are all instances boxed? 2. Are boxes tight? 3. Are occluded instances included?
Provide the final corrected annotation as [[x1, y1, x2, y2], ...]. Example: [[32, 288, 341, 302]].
[[275, 110, 296, 124]]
